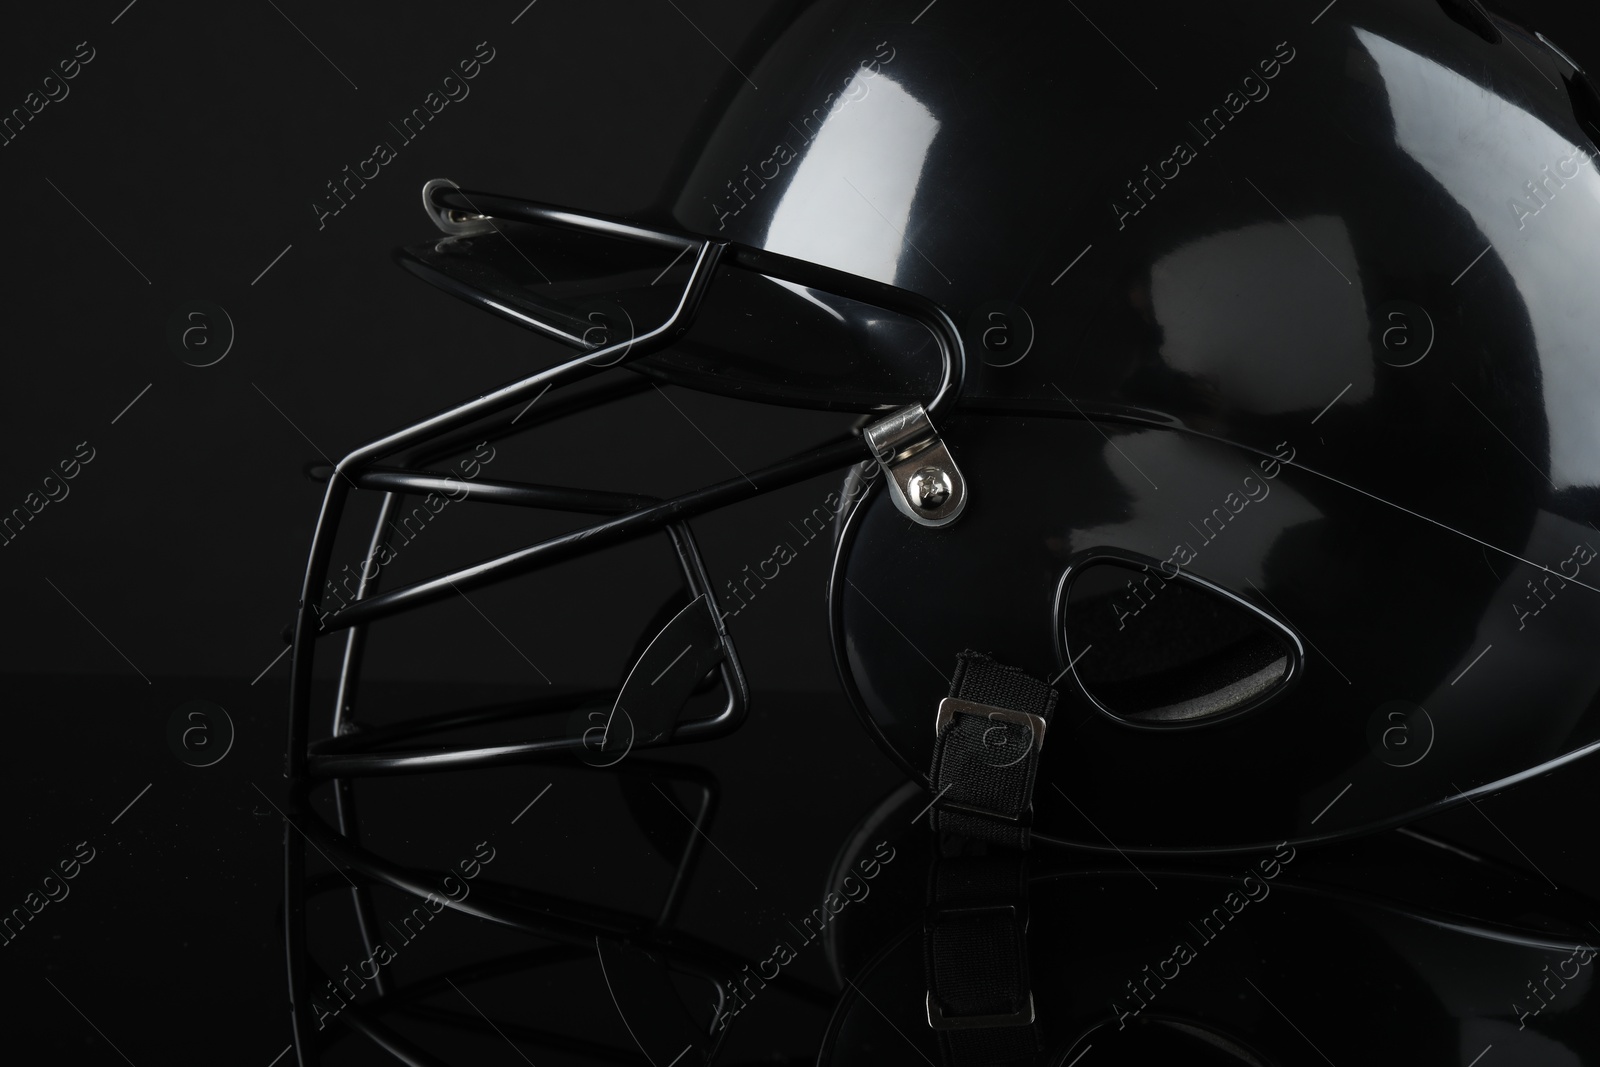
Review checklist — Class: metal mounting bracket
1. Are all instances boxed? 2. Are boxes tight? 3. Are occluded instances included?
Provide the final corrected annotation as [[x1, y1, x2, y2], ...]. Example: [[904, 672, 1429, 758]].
[[863, 403, 967, 528]]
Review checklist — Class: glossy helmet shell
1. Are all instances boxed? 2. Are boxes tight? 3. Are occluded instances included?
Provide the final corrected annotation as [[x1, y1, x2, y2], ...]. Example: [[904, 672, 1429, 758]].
[[648, 0, 1600, 851]]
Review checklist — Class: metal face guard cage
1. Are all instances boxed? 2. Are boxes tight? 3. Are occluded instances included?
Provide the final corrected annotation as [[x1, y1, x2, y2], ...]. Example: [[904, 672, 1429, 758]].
[[277, 182, 969, 1061], [286, 180, 969, 784]]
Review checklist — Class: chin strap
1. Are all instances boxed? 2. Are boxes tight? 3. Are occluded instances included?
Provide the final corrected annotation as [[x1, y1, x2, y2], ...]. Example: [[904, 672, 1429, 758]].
[[924, 651, 1058, 1064], [929, 652, 1057, 847]]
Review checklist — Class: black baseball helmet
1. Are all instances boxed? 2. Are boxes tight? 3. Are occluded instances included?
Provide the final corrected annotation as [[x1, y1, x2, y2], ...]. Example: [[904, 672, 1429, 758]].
[[292, 0, 1600, 868]]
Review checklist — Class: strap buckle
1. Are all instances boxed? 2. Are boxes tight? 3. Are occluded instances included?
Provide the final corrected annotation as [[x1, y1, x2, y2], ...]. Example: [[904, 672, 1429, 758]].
[[925, 990, 1036, 1031], [934, 697, 1047, 755]]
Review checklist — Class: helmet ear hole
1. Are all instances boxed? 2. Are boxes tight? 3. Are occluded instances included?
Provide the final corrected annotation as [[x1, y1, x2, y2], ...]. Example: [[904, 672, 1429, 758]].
[[1059, 558, 1300, 728]]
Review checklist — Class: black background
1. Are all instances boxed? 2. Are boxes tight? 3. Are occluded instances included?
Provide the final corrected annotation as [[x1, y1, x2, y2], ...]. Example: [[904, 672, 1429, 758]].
[[4, 1, 1600, 1064]]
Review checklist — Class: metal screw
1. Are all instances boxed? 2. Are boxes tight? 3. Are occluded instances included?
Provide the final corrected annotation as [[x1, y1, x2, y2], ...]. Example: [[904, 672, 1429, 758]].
[[908, 467, 952, 510]]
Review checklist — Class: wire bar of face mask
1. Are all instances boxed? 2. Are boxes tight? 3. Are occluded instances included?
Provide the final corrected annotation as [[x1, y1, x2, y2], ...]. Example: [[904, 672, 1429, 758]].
[[318, 434, 867, 633], [395, 375, 655, 469], [427, 187, 967, 424], [335, 242, 725, 474], [431, 187, 703, 253], [316, 466, 657, 514]]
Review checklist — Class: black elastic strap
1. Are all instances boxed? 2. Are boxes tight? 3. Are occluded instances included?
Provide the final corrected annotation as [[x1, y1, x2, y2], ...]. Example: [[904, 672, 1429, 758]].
[[929, 651, 1057, 848], [923, 651, 1056, 1064]]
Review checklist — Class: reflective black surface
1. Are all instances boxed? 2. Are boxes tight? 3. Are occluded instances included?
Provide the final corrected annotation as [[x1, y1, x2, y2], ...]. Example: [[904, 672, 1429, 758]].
[[10, 0, 1600, 1063], [14, 670, 1600, 1063], [822, 786, 1600, 1064]]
